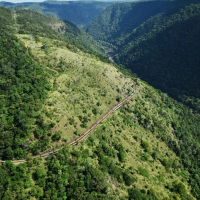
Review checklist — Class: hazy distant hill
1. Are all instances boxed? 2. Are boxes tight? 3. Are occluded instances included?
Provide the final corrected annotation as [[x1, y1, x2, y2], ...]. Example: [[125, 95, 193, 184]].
[[0, 1, 114, 27]]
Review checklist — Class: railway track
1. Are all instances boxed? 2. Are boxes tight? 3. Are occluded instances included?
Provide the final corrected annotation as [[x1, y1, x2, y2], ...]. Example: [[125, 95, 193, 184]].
[[0, 90, 136, 164]]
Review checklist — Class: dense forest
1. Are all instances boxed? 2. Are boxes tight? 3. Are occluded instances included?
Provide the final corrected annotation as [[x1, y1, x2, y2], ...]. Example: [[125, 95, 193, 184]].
[[85, 1, 174, 46], [85, 0, 200, 112], [0, 1, 200, 199], [115, 0, 200, 112]]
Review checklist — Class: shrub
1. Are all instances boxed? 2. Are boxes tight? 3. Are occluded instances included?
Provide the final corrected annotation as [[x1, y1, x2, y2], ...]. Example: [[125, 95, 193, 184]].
[[51, 131, 61, 142], [138, 167, 149, 178]]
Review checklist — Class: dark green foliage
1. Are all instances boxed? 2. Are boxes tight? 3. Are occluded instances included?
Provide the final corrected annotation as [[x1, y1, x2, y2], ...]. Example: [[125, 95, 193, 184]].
[[128, 188, 158, 200], [3, 147, 14, 160], [38, 1, 113, 27], [128, 188, 144, 200], [14, 8, 103, 52], [116, 96, 122, 102], [62, 20, 103, 52], [51, 131, 62, 142], [141, 140, 151, 153], [160, 158, 172, 171], [114, 143, 126, 162], [96, 101, 102, 106], [81, 122, 88, 128], [17, 9, 60, 39], [33, 147, 112, 200], [92, 107, 98, 115], [114, 1, 200, 113], [172, 181, 188, 197], [0, 146, 112, 199], [33, 167, 46, 180], [0, 161, 31, 199], [86, 0, 200, 113], [85, 1, 173, 46], [69, 117, 75, 125], [123, 171, 136, 186], [0, 7, 50, 159]]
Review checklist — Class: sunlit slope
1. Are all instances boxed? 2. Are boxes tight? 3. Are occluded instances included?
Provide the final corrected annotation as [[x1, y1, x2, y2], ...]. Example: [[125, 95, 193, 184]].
[[0, 6, 199, 199], [19, 34, 200, 199], [21, 35, 135, 143]]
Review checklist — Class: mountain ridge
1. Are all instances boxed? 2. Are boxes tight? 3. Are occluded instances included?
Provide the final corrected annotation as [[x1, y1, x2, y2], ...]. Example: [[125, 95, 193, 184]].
[[0, 3, 200, 200], [0, 1, 115, 27]]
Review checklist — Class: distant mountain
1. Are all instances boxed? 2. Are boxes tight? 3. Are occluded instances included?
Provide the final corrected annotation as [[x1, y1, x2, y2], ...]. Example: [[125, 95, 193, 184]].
[[0, 1, 115, 27], [85, 0, 200, 112]]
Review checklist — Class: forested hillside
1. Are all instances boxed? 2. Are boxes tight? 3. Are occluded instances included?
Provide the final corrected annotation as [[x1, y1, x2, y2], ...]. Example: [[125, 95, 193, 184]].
[[85, 1, 174, 49], [86, 0, 200, 112], [115, 0, 200, 112], [15, 8, 103, 52], [0, 4, 200, 200]]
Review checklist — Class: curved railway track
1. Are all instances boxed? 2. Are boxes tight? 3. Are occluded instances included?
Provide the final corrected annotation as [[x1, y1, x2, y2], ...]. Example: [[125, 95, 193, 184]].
[[1, 90, 136, 164]]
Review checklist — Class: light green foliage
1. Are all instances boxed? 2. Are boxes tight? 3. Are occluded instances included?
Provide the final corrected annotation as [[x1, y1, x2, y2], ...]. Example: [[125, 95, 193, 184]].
[[138, 167, 149, 178], [141, 140, 151, 153]]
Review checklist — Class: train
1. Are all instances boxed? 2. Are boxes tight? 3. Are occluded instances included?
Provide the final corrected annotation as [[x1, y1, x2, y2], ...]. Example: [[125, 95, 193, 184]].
[[1, 89, 136, 163], [68, 90, 136, 147]]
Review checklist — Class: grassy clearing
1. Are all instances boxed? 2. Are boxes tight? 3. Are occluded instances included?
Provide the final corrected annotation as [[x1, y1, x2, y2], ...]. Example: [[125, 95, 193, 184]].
[[22, 35, 134, 142]]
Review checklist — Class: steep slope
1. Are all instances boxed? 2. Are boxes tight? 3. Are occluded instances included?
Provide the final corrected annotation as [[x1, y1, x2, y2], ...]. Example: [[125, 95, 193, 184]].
[[114, 0, 200, 112], [2, 31, 200, 199], [86, 0, 200, 112], [0, 6, 103, 160], [85, 1, 174, 49], [1, 5, 200, 200], [0, 7, 50, 160]]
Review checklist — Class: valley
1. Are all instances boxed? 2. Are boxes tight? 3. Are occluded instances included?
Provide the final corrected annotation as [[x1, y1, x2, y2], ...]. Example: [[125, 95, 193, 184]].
[[85, 0, 200, 113], [0, 1, 200, 199]]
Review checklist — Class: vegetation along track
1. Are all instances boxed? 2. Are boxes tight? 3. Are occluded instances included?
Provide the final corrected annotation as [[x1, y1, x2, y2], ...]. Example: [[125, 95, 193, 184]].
[[0, 89, 136, 164]]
